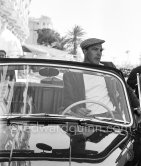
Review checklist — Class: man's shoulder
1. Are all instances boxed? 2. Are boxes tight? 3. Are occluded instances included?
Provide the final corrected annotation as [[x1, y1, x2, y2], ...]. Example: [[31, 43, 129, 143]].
[[129, 66, 141, 75], [100, 61, 116, 68], [127, 65, 141, 84]]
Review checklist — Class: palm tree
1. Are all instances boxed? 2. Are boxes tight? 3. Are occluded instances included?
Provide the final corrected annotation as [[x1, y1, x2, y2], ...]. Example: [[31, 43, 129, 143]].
[[67, 25, 85, 55], [52, 36, 70, 50]]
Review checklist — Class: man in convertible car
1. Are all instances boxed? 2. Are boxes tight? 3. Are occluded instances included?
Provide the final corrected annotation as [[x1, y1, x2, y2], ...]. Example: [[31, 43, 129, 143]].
[[81, 38, 140, 116], [63, 38, 140, 118], [62, 38, 141, 155]]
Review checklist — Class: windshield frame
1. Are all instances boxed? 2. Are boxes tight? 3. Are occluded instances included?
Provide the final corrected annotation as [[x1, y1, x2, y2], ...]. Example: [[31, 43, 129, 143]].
[[0, 59, 133, 128]]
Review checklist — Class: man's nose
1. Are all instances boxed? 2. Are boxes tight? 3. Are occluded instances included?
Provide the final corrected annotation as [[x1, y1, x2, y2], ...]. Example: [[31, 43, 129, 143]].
[[97, 50, 102, 57]]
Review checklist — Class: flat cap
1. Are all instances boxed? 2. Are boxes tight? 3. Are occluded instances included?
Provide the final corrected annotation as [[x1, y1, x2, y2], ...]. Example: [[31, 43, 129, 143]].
[[80, 38, 105, 49]]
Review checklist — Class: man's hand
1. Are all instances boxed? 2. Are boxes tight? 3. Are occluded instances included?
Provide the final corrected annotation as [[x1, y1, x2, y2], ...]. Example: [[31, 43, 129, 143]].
[[65, 107, 92, 118], [134, 107, 141, 123]]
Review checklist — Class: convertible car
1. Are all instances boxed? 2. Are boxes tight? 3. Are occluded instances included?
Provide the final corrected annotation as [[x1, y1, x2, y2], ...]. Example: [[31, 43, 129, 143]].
[[0, 58, 141, 166]]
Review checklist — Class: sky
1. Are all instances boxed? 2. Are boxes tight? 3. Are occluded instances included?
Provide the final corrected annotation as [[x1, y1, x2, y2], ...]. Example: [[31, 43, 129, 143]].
[[29, 0, 141, 67]]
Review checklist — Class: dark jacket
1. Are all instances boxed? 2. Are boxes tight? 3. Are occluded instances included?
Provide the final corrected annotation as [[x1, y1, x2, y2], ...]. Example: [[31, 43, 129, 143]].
[[63, 72, 85, 111], [127, 66, 141, 98], [102, 62, 139, 110]]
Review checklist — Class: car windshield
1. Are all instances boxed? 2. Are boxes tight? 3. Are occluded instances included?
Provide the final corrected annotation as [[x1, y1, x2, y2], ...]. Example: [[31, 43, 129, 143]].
[[0, 63, 130, 124]]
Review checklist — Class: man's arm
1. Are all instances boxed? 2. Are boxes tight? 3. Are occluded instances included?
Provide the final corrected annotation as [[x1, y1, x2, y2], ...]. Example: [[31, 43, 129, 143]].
[[63, 72, 76, 108], [127, 66, 141, 98], [127, 84, 140, 116]]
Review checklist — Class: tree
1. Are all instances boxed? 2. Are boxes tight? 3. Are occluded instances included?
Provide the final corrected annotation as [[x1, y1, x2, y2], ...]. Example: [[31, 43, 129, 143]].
[[67, 25, 85, 55], [36, 25, 86, 55], [37, 28, 60, 46], [51, 36, 70, 50]]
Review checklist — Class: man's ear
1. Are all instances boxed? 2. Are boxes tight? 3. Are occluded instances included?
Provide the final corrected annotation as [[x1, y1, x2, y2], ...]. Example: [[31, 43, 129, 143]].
[[83, 49, 87, 55]]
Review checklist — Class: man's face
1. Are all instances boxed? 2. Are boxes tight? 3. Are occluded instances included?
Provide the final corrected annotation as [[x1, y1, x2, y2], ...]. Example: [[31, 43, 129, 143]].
[[0, 51, 6, 58], [85, 44, 103, 64]]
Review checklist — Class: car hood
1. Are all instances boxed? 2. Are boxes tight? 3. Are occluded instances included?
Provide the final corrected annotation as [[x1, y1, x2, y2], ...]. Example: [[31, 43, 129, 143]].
[[0, 123, 128, 165]]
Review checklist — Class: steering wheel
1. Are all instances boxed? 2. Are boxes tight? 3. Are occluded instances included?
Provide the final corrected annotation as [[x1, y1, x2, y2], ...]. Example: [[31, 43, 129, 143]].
[[62, 99, 115, 119]]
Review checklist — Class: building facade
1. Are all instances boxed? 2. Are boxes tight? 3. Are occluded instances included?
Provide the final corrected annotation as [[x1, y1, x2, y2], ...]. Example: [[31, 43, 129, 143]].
[[26, 16, 52, 44]]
